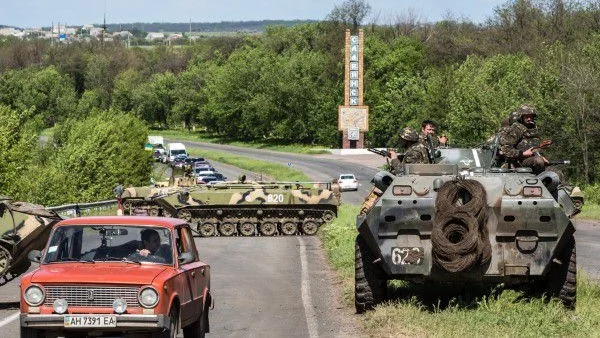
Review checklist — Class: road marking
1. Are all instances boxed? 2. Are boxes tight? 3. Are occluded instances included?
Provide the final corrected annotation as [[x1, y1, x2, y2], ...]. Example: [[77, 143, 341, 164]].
[[298, 237, 318, 338], [0, 312, 19, 328]]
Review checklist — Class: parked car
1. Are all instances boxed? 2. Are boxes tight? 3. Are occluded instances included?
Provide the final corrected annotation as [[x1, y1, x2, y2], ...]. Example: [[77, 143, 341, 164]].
[[172, 154, 189, 168], [153, 149, 165, 162], [338, 173, 359, 191], [20, 216, 211, 338]]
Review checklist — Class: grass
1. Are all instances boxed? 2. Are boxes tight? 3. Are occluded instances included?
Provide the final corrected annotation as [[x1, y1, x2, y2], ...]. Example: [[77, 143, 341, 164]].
[[319, 204, 600, 337], [186, 146, 310, 182], [578, 203, 600, 220], [159, 129, 332, 154]]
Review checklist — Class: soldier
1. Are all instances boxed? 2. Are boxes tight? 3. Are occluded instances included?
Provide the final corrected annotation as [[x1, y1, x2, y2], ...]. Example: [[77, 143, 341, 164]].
[[331, 179, 341, 205], [419, 120, 448, 147], [498, 104, 549, 174], [389, 127, 428, 174]]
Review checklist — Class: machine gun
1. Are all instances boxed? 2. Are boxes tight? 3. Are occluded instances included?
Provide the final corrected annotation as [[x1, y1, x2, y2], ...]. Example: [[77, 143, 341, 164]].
[[367, 148, 392, 158]]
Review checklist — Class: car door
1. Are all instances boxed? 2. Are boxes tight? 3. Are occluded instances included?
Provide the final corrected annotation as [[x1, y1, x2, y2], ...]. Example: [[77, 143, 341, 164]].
[[177, 225, 207, 326]]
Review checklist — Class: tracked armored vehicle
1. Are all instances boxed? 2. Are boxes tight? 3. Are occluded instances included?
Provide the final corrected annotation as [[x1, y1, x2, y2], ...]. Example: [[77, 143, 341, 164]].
[[0, 197, 62, 284], [355, 148, 580, 313], [121, 181, 339, 236]]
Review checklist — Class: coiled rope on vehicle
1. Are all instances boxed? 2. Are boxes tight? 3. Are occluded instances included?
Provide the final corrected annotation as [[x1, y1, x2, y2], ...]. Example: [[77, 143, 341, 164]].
[[432, 179, 491, 273]]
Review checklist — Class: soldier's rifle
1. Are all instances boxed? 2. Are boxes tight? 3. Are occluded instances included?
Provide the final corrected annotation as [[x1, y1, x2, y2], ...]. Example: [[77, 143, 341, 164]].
[[367, 148, 392, 158], [425, 134, 440, 164], [516, 140, 571, 166]]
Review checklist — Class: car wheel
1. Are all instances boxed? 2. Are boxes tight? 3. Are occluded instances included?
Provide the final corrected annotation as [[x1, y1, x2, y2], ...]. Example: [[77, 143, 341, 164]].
[[20, 327, 40, 338], [183, 307, 207, 338], [154, 307, 178, 338]]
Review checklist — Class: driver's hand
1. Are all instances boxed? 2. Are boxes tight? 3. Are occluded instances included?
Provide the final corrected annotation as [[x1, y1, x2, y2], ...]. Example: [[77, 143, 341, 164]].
[[138, 249, 151, 257]]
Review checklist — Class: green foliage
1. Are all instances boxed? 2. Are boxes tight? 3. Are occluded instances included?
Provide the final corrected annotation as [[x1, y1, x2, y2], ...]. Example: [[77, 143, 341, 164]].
[[446, 53, 540, 146], [23, 111, 151, 205], [0, 104, 37, 198], [0, 66, 77, 127]]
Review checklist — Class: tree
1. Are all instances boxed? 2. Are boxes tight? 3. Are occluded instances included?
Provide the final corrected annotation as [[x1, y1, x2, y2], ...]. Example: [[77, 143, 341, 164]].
[[327, 0, 372, 32]]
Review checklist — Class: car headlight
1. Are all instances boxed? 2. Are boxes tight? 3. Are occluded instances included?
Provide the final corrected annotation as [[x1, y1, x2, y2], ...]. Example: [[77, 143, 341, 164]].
[[24, 285, 45, 306], [113, 298, 128, 314], [138, 287, 159, 308], [53, 298, 68, 314]]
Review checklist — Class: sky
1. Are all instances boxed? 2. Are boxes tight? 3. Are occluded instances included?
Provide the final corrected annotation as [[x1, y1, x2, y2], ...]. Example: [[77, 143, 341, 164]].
[[1, 0, 508, 29]]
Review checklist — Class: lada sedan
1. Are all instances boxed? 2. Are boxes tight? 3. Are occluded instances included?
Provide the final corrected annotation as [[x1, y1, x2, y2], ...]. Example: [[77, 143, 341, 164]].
[[20, 216, 211, 338]]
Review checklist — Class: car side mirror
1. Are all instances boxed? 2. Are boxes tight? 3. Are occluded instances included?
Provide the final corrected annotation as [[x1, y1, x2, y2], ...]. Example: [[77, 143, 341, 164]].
[[28, 250, 42, 263], [178, 252, 194, 265]]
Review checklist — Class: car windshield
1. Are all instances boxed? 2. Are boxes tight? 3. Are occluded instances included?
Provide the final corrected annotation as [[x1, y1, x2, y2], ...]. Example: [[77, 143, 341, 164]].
[[171, 149, 186, 156], [340, 175, 354, 180], [43, 225, 173, 265]]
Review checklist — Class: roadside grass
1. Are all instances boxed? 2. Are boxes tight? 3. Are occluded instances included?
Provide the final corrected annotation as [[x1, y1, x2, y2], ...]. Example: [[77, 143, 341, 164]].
[[187, 146, 310, 182], [578, 202, 600, 220], [320, 204, 600, 337], [159, 129, 331, 154]]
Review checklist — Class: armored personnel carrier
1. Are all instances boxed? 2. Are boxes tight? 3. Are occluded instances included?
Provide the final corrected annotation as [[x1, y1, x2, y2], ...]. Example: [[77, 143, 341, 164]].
[[355, 148, 579, 313], [0, 197, 62, 284], [120, 181, 339, 237]]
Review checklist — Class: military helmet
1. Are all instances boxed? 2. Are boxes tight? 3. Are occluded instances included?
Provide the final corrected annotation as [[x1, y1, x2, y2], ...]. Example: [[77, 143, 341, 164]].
[[516, 104, 537, 122], [400, 127, 419, 142]]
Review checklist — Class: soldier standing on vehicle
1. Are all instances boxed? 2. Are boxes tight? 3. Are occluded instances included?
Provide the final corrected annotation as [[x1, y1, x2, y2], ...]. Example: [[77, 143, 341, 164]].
[[331, 179, 341, 205], [498, 104, 549, 174], [420, 119, 448, 147]]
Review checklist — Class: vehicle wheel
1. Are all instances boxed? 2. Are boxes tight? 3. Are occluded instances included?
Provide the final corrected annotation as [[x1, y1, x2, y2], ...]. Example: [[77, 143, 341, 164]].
[[355, 235, 387, 314], [183, 306, 207, 338], [301, 220, 319, 236], [177, 210, 192, 222], [154, 307, 178, 338], [238, 222, 255, 236], [321, 210, 336, 223], [545, 232, 577, 309], [198, 222, 216, 237], [280, 221, 298, 236], [259, 222, 277, 236], [218, 222, 236, 236], [20, 327, 40, 338], [0, 245, 12, 277]]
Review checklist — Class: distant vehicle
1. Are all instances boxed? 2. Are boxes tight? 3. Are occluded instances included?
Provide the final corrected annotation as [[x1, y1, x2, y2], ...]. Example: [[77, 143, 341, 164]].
[[172, 154, 189, 168], [184, 157, 204, 166], [165, 143, 187, 163], [194, 168, 216, 177], [195, 170, 217, 184], [20, 216, 211, 337], [152, 149, 165, 162], [338, 174, 359, 191], [148, 135, 164, 149], [194, 162, 213, 170], [197, 175, 220, 185]]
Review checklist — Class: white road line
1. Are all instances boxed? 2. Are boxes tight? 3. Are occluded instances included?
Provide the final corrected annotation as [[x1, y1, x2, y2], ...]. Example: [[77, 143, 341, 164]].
[[298, 237, 318, 338], [0, 311, 19, 328]]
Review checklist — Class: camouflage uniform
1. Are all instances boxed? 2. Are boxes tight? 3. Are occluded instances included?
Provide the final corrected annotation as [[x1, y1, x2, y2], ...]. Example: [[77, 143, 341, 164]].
[[403, 143, 429, 164], [390, 127, 424, 174], [498, 104, 546, 174]]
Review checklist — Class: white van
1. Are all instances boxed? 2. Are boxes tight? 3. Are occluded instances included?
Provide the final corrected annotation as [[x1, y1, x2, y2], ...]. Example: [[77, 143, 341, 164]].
[[165, 143, 188, 162]]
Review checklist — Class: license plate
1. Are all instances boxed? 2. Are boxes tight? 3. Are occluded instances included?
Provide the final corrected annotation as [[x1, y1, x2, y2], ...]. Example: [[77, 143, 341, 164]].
[[391, 247, 424, 265], [64, 315, 117, 328]]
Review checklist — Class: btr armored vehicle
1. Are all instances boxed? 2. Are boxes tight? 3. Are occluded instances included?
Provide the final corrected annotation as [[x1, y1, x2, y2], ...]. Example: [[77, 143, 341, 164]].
[[355, 148, 579, 313]]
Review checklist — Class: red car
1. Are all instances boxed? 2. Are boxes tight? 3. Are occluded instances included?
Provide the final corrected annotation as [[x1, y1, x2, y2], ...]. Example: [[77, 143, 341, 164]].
[[19, 216, 211, 338]]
